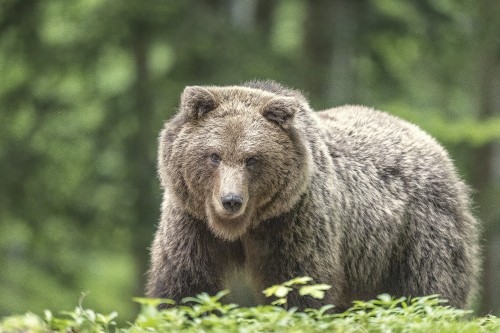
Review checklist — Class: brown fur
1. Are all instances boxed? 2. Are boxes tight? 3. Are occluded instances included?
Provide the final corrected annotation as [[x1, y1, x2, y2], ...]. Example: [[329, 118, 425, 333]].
[[147, 80, 479, 310]]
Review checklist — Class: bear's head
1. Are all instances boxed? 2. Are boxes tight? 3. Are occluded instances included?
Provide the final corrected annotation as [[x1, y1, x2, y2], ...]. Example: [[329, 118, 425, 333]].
[[158, 82, 313, 240]]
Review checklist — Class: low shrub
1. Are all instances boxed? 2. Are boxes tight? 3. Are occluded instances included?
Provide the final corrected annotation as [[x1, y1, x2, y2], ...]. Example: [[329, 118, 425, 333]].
[[2, 278, 498, 333]]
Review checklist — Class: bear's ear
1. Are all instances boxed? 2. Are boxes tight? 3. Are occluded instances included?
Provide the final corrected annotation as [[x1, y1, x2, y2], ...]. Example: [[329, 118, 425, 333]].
[[261, 96, 299, 129], [180, 86, 218, 119]]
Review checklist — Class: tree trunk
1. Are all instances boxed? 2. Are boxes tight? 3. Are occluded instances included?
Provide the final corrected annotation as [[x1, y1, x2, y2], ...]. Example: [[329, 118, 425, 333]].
[[255, 0, 277, 38], [474, 0, 500, 316], [302, 0, 336, 105], [129, 22, 158, 297]]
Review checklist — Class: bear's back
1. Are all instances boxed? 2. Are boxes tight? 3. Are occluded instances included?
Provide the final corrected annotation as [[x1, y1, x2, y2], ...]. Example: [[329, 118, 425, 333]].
[[314, 105, 458, 191], [316, 105, 445, 164]]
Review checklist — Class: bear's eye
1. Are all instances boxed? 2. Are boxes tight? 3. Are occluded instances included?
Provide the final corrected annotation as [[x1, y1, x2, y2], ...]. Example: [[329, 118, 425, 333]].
[[245, 157, 258, 168], [209, 153, 221, 166]]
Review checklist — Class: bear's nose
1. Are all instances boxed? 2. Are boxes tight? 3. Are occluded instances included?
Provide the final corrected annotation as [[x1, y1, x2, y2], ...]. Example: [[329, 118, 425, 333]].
[[221, 193, 243, 214]]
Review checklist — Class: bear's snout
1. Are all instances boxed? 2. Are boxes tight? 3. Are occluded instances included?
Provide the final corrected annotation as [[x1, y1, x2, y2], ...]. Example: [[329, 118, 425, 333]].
[[221, 193, 243, 214]]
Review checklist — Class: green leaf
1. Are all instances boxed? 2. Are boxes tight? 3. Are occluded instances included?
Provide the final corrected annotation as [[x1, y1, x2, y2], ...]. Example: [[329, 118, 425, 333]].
[[275, 286, 293, 298], [263, 285, 293, 298], [377, 293, 392, 303], [298, 284, 332, 299], [133, 297, 176, 307], [271, 298, 288, 306], [283, 276, 313, 286]]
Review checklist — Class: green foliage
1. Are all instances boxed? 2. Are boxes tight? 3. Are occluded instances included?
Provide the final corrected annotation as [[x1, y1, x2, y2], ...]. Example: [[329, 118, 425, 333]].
[[384, 102, 500, 146], [263, 276, 332, 305], [1, 279, 499, 333]]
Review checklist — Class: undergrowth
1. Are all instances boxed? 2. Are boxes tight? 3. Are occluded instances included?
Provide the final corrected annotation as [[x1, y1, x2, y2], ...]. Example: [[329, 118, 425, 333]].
[[1, 277, 499, 333]]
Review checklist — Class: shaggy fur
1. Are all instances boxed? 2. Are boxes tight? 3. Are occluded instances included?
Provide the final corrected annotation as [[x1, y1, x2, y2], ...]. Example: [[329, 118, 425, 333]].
[[147, 80, 479, 310]]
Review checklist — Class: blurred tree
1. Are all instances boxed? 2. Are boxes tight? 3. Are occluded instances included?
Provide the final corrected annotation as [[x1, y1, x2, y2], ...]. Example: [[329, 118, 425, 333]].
[[473, 0, 500, 315], [302, 0, 336, 103]]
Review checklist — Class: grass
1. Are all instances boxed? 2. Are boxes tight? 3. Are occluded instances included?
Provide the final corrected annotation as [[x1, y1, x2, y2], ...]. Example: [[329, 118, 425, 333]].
[[1, 278, 499, 333]]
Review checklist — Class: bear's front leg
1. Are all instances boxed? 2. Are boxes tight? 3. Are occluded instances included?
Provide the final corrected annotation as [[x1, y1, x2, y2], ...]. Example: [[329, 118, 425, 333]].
[[243, 218, 344, 311], [146, 207, 240, 304]]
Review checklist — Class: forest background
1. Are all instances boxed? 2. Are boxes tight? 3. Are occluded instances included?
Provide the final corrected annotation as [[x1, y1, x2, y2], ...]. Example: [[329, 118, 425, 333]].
[[0, 0, 499, 320]]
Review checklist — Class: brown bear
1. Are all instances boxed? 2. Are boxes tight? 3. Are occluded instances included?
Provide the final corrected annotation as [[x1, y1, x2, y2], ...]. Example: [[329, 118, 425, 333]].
[[146, 80, 479, 310]]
